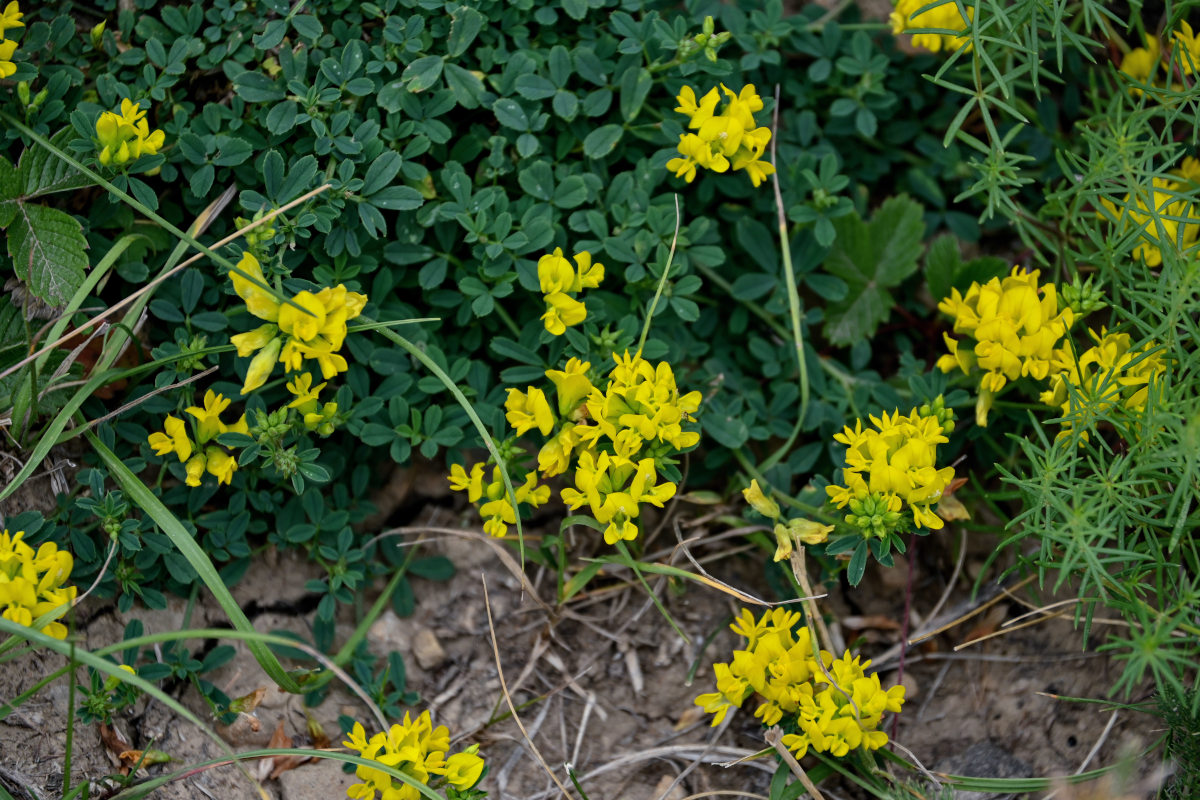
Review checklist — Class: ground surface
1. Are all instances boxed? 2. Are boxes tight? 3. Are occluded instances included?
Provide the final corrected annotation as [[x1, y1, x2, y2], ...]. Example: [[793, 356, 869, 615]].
[[0, 467, 1163, 800]]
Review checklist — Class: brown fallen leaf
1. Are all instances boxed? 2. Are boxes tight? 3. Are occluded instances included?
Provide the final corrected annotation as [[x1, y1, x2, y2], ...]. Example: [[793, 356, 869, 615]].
[[258, 719, 314, 781]]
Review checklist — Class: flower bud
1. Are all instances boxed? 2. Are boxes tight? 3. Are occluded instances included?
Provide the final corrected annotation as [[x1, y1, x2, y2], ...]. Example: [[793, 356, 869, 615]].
[[17, 81, 29, 106], [772, 523, 792, 562], [787, 517, 834, 546], [742, 479, 781, 520], [90, 21, 106, 50]]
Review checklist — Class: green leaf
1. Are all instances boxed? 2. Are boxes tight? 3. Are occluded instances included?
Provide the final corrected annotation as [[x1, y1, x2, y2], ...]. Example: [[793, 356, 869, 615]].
[[619, 67, 652, 122], [409, 556, 455, 581], [518, 161, 554, 201], [583, 124, 623, 158], [7, 203, 88, 306], [515, 73, 558, 100], [402, 56, 444, 93], [924, 233, 961, 304], [362, 151, 403, 196], [290, 14, 323, 40], [822, 195, 925, 347], [444, 63, 483, 108], [493, 98, 530, 131], [233, 70, 285, 102], [553, 175, 588, 209], [18, 128, 89, 198], [0, 157, 16, 228], [847, 540, 869, 585], [447, 6, 485, 57]]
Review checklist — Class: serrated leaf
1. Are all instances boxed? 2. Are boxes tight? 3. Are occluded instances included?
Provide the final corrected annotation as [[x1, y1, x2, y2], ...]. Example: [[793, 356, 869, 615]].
[[924, 233, 961, 303], [0, 157, 17, 228], [8, 203, 89, 307], [822, 195, 925, 347], [18, 129, 89, 198]]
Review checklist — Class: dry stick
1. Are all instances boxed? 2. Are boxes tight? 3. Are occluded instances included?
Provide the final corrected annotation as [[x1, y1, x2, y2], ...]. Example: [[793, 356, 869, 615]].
[[907, 573, 1038, 645], [764, 727, 827, 800], [680, 793, 769, 800], [481, 574, 576, 800], [953, 606, 1068, 651], [0, 183, 332, 385], [652, 714, 735, 800], [75, 366, 219, 435]]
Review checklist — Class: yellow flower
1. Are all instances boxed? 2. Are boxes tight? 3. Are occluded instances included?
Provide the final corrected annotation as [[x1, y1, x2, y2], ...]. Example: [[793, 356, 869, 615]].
[[561, 452, 676, 545], [343, 711, 484, 799], [667, 84, 772, 185], [541, 291, 587, 335], [535, 249, 603, 335], [938, 267, 1074, 426], [0, 37, 16, 80], [1120, 36, 1160, 91], [286, 372, 326, 411], [185, 389, 241, 443], [184, 455, 206, 487], [303, 401, 339, 435], [94, 98, 166, 167], [147, 415, 193, 462], [0, 529, 76, 640], [695, 608, 903, 758], [230, 252, 281, 322], [204, 447, 237, 485], [448, 462, 486, 503], [742, 479, 781, 520], [1099, 177, 1200, 267], [546, 358, 593, 418], [1173, 20, 1200, 75], [537, 423, 580, 477], [827, 402, 956, 536], [890, 0, 972, 53], [278, 291, 327, 342], [0, 1, 22, 36], [505, 386, 555, 436]]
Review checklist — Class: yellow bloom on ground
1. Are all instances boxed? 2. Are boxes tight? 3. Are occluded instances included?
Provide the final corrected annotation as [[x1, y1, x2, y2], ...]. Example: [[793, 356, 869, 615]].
[[147, 415, 193, 462], [1040, 327, 1167, 439], [826, 399, 956, 536], [94, 98, 166, 167], [447, 464, 548, 538], [536, 248, 603, 335], [695, 608, 904, 759], [890, 0, 972, 54], [342, 711, 485, 799], [1173, 20, 1200, 75], [560, 452, 676, 545], [505, 386, 555, 436], [0, 529, 76, 640], [227, 252, 368, 394], [1099, 177, 1200, 267], [938, 267, 1074, 426], [667, 83, 775, 187], [147, 391, 247, 488]]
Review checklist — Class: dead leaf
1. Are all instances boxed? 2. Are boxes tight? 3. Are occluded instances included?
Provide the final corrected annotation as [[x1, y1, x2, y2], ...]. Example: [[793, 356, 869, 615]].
[[229, 687, 268, 715]]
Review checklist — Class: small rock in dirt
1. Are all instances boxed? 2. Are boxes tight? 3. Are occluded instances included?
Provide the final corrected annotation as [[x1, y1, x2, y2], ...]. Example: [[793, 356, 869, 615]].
[[278, 757, 356, 800], [649, 774, 687, 800], [895, 670, 919, 700], [413, 628, 447, 670], [367, 609, 414, 656], [936, 740, 1030, 800]]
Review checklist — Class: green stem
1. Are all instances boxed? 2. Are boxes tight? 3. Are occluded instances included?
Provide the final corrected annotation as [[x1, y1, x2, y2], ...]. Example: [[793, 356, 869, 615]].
[[733, 448, 834, 521], [635, 194, 681, 356], [692, 262, 790, 340], [492, 300, 523, 338]]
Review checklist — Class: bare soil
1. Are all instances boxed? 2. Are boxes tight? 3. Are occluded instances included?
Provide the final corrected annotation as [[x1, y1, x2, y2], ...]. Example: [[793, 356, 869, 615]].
[[0, 492, 1163, 800]]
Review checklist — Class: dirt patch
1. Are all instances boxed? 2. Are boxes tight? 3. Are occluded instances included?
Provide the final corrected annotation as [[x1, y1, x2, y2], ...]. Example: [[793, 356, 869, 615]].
[[0, 505, 1163, 800]]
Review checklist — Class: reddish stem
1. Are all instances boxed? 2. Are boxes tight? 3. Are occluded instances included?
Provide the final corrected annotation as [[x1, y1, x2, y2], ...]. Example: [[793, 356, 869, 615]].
[[891, 532, 917, 742]]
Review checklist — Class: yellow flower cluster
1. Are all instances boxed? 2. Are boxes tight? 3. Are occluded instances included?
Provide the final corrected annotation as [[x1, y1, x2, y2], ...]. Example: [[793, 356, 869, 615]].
[[147, 390, 248, 487], [695, 608, 904, 759], [0, 2, 22, 79], [0, 529, 75, 640], [448, 463, 550, 538], [1098, 160, 1200, 267], [667, 84, 775, 187], [448, 352, 701, 545], [94, 98, 166, 167], [228, 252, 368, 395], [1040, 327, 1167, 436], [937, 267, 1075, 426], [343, 711, 485, 800], [1120, 23, 1200, 91], [826, 399, 956, 537], [890, 0, 972, 54], [537, 247, 603, 335], [285, 373, 339, 435]]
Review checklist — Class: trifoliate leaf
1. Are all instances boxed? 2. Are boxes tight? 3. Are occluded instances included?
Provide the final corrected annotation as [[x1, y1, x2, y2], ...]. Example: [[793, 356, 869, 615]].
[[7, 203, 89, 307], [822, 195, 925, 347]]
